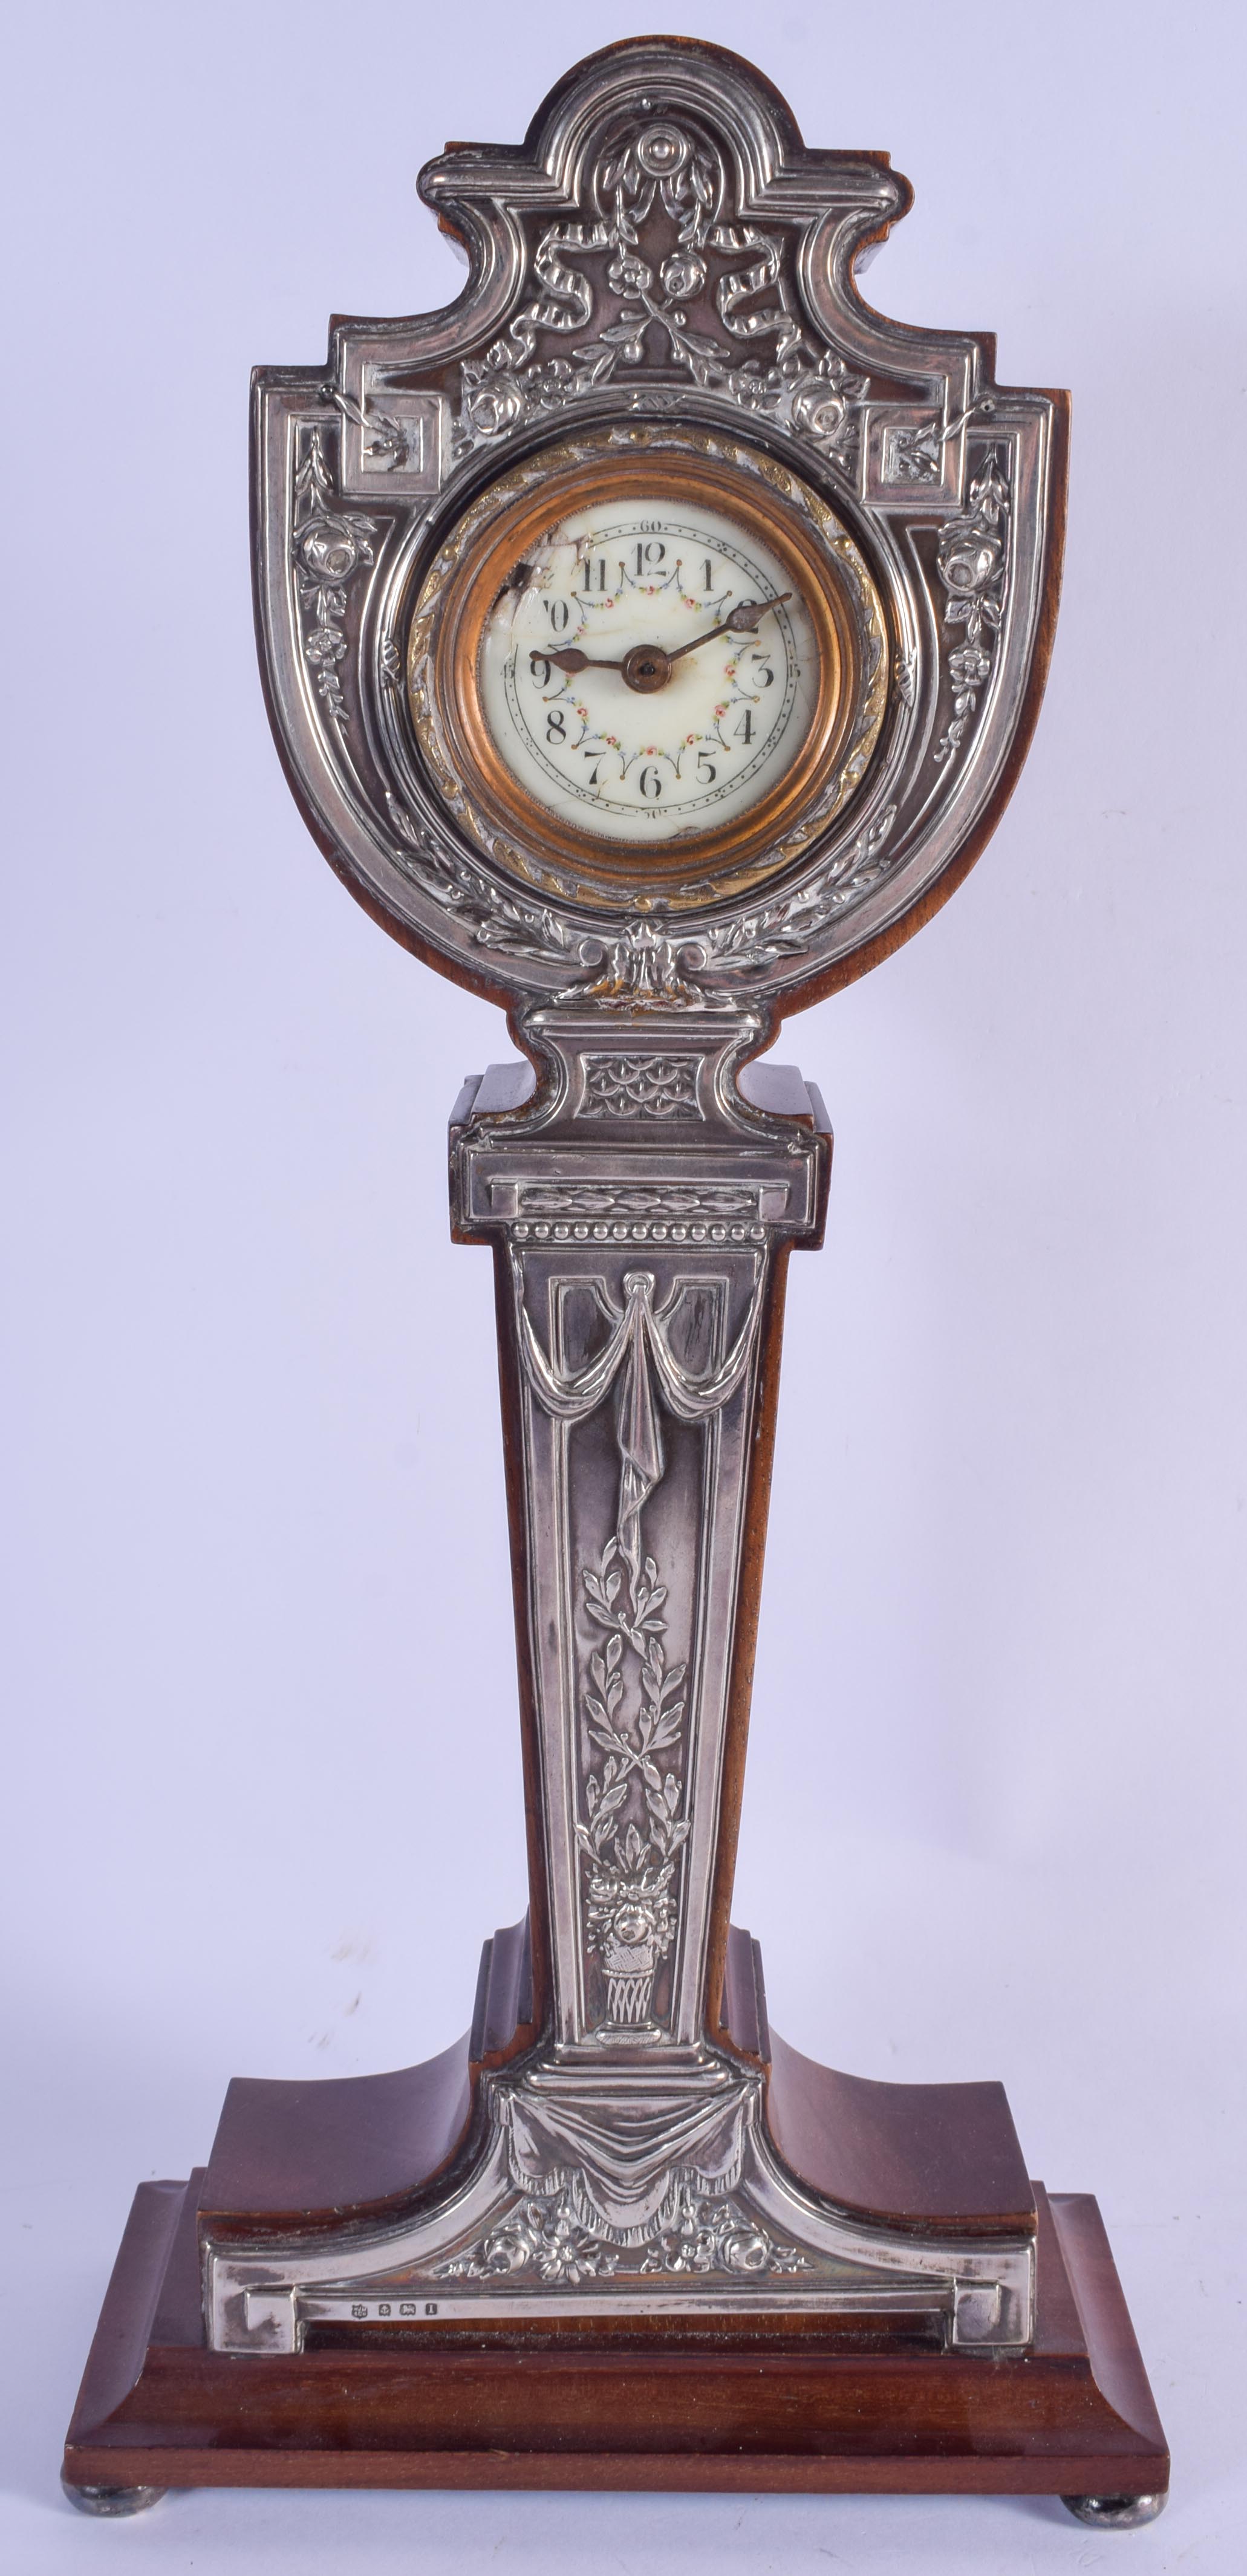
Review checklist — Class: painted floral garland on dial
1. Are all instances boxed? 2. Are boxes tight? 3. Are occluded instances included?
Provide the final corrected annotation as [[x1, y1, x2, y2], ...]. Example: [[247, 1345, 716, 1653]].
[[478, 496, 819, 844]]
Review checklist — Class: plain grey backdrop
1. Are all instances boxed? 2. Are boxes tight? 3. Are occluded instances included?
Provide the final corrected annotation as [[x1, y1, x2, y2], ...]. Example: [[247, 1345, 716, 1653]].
[[4, 1, 1245, 2568]]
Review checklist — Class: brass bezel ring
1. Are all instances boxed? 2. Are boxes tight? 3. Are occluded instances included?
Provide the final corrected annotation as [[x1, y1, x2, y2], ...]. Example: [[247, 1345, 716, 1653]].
[[406, 428, 890, 912]]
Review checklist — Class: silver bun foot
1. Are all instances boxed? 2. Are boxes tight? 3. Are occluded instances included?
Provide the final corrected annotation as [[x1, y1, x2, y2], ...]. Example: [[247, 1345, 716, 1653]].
[[61, 2474, 167, 2516], [1061, 2491, 1168, 2529]]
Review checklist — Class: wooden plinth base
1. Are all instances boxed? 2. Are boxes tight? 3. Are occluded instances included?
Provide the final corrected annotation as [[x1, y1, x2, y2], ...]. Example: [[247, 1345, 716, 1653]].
[[63, 2174, 1167, 2504]]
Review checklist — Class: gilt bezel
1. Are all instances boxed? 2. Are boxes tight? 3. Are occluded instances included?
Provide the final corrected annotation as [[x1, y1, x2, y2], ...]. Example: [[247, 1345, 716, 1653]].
[[405, 424, 889, 912]]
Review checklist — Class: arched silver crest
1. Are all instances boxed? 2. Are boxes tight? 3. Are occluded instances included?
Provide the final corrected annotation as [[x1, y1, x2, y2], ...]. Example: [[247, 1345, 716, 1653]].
[[253, 36, 1066, 1027]]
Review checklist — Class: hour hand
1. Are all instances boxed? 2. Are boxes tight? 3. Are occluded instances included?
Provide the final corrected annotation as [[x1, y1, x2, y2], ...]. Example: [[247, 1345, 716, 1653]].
[[532, 645, 624, 674]]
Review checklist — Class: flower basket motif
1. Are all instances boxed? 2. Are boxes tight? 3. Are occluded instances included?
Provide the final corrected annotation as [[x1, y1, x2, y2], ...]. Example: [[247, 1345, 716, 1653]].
[[578, 1546, 689, 2030]]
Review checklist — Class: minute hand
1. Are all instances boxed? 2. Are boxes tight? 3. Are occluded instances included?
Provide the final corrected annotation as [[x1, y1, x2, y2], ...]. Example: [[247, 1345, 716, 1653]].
[[665, 591, 792, 664]]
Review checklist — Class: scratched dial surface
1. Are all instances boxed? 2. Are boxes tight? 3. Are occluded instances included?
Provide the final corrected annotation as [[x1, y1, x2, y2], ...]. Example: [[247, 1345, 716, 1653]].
[[477, 496, 820, 845]]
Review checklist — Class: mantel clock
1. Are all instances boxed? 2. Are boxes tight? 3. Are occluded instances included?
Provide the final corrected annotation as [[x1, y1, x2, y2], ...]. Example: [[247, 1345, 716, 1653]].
[[63, 37, 1168, 2528]]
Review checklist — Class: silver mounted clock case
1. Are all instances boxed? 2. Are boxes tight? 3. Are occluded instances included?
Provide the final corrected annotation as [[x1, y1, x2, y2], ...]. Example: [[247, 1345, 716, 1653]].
[[201, 34, 1073, 2364], [253, 34, 1066, 1042], [67, 39, 1170, 2519]]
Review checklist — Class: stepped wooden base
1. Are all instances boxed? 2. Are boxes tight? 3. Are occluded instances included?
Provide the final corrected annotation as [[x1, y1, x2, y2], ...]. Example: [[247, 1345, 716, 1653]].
[[64, 2172, 1167, 2505]]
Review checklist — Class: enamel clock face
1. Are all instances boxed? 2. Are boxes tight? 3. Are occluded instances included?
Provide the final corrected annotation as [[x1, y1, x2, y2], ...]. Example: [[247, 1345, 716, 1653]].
[[408, 429, 890, 911], [477, 493, 818, 845]]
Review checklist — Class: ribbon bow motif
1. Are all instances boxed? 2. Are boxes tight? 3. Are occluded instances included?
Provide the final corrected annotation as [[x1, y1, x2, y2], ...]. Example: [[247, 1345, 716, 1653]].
[[512, 1255, 764, 1576]]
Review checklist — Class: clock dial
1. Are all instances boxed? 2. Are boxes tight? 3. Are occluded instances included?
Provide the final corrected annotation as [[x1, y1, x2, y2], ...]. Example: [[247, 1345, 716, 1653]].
[[406, 430, 889, 909], [477, 498, 819, 845]]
